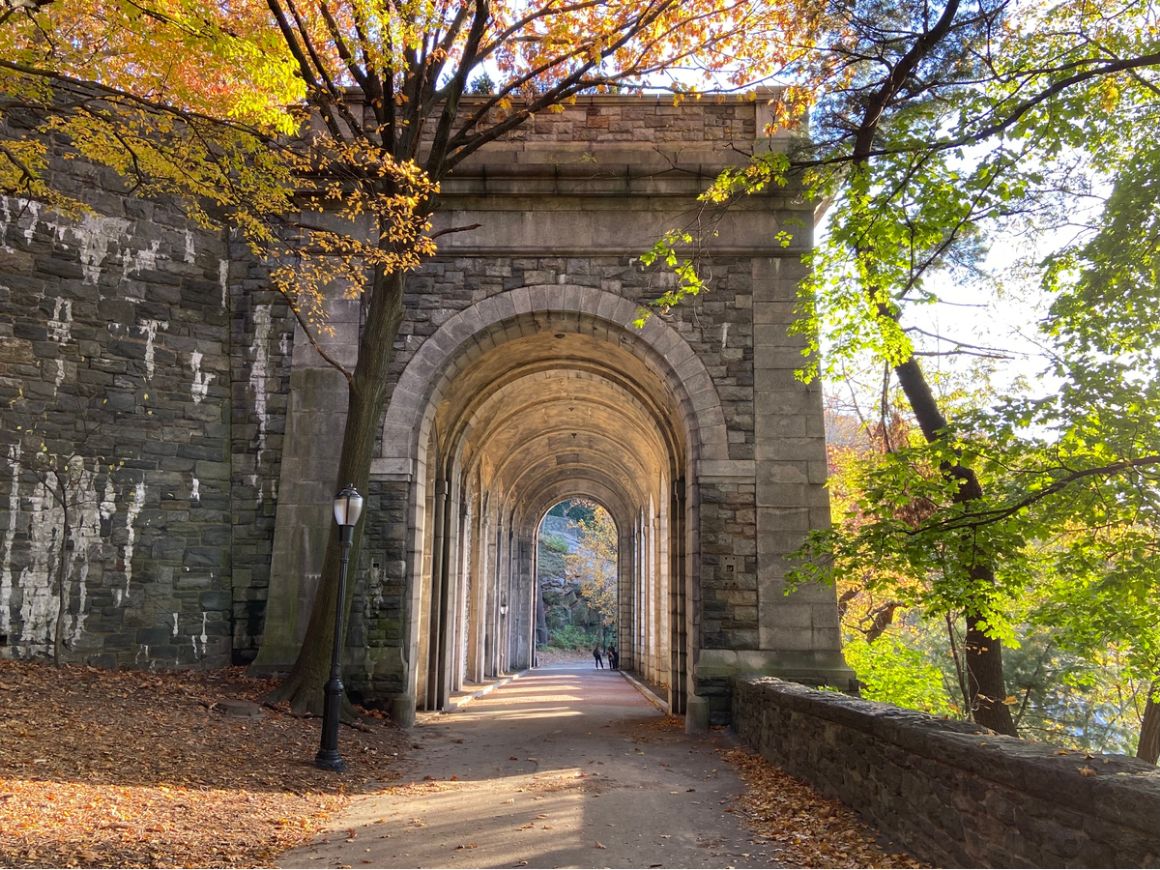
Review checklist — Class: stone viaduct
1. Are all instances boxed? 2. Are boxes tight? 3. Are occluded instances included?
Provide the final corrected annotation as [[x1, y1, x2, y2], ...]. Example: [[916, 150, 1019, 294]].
[[5, 93, 1160, 869], [1, 94, 851, 725]]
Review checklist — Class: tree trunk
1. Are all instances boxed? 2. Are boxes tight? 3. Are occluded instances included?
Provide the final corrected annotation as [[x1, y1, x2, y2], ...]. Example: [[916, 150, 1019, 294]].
[[963, 609, 1015, 734], [1138, 683, 1160, 764], [833, 0, 1015, 736], [895, 359, 1018, 736], [265, 266, 406, 716]]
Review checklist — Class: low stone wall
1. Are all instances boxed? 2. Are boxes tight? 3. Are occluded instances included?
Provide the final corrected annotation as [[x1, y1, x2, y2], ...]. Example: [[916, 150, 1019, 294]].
[[734, 677, 1160, 867]]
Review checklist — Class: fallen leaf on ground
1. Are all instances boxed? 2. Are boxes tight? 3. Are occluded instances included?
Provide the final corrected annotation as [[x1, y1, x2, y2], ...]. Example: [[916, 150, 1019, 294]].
[[0, 660, 407, 869], [720, 747, 926, 869]]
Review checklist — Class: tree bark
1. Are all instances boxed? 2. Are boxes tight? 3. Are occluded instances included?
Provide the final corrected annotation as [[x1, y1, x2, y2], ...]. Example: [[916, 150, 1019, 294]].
[[832, 0, 1015, 737], [1138, 684, 1160, 765], [265, 265, 406, 715], [893, 359, 1017, 735]]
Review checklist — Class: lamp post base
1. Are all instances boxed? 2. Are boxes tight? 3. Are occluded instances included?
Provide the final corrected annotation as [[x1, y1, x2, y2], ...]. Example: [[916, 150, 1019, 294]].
[[314, 749, 347, 772]]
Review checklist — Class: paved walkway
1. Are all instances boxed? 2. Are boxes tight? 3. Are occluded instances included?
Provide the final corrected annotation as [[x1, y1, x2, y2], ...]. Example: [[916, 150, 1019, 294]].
[[279, 665, 779, 868]]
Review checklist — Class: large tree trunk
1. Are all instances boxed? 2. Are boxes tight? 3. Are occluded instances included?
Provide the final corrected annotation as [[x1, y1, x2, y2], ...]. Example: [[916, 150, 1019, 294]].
[[1138, 683, 1160, 764], [895, 359, 1018, 736], [265, 266, 406, 716], [832, 0, 1018, 737], [963, 609, 1016, 734]]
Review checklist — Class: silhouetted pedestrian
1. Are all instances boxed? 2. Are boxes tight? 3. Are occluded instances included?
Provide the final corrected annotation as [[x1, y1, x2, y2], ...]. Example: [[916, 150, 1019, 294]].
[[608, 645, 619, 669], [593, 645, 604, 668]]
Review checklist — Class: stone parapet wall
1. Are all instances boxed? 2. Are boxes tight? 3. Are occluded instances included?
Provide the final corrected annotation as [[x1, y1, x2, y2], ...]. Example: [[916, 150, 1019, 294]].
[[734, 677, 1160, 867], [430, 93, 766, 152]]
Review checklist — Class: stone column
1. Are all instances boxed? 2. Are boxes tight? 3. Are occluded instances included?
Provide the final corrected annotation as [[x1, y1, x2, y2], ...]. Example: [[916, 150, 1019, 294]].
[[618, 527, 634, 671], [250, 295, 360, 671], [751, 255, 851, 685]]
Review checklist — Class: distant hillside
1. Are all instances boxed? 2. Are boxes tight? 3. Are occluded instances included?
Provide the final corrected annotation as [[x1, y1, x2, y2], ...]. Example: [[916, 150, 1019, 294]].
[[540, 515, 581, 551]]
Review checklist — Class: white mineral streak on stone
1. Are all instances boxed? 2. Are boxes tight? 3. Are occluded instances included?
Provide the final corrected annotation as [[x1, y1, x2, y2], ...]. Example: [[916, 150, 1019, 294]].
[[251, 473, 263, 507], [219, 259, 229, 310], [190, 476, 200, 503], [65, 459, 100, 646], [22, 200, 40, 244], [122, 238, 161, 281], [249, 305, 272, 459], [122, 479, 146, 597], [49, 298, 72, 343], [18, 480, 63, 653], [0, 443, 21, 635], [137, 319, 168, 381], [369, 562, 386, 609], [49, 297, 71, 393], [199, 611, 208, 655], [721, 321, 730, 349], [172, 612, 180, 636], [184, 230, 196, 264], [280, 332, 291, 356], [99, 477, 116, 522], [0, 197, 12, 251], [189, 350, 215, 404], [136, 644, 149, 664], [74, 212, 130, 285]]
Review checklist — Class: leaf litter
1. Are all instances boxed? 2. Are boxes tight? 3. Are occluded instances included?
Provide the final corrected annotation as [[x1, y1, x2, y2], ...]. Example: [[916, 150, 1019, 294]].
[[0, 659, 407, 868], [626, 716, 924, 868], [720, 747, 926, 869]]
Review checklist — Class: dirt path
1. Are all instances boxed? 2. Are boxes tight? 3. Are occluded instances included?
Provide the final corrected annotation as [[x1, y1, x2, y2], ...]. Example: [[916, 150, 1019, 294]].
[[278, 665, 779, 869]]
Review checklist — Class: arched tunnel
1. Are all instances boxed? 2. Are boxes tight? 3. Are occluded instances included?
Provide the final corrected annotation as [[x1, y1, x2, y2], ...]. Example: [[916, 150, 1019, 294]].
[[401, 296, 706, 715], [256, 96, 852, 726]]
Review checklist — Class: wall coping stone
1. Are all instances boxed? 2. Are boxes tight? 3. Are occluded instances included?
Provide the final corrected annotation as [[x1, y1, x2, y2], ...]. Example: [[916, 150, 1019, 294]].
[[735, 676, 1160, 866]]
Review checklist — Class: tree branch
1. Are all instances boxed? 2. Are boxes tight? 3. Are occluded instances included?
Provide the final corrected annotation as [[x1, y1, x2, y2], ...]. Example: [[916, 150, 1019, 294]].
[[910, 455, 1160, 535], [274, 286, 354, 387]]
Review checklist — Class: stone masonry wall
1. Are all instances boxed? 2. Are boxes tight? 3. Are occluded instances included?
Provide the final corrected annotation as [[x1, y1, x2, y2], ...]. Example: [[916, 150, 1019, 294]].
[[423, 95, 758, 148], [226, 255, 295, 663], [734, 677, 1160, 867], [338, 251, 761, 703], [0, 145, 292, 667], [346, 477, 411, 704]]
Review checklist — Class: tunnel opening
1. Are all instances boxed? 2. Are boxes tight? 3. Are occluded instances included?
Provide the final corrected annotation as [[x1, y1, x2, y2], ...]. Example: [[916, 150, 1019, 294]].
[[535, 499, 619, 662], [398, 294, 707, 716]]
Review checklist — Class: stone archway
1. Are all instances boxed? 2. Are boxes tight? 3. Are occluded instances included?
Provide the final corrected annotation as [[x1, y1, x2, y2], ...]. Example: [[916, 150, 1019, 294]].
[[374, 287, 717, 717], [256, 94, 854, 727], [376, 284, 730, 468]]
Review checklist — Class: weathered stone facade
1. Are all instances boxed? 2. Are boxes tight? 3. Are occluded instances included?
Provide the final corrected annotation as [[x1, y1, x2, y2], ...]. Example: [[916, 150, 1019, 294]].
[[734, 677, 1160, 867], [255, 95, 851, 725], [0, 155, 294, 668], [2, 95, 851, 727]]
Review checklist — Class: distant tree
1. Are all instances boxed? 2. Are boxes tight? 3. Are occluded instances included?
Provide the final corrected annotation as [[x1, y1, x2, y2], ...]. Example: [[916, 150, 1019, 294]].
[[467, 72, 495, 96], [565, 503, 617, 642]]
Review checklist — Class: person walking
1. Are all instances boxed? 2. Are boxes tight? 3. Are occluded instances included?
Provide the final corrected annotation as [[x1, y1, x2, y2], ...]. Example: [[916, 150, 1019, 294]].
[[607, 644, 619, 669], [593, 645, 604, 669]]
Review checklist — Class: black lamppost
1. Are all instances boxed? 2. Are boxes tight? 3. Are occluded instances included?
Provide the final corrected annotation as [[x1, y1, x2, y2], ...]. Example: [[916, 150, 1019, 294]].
[[316, 483, 364, 772]]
